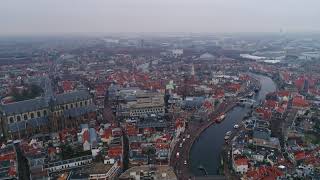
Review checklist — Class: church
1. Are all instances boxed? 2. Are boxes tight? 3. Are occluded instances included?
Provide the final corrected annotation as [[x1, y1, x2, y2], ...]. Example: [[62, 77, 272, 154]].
[[0, 90, 97, 140]]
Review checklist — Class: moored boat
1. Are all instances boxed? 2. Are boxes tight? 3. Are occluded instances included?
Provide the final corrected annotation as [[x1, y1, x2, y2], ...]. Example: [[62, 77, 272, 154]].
[[215, 113, 226, 123], [224, 135, 230, 140]]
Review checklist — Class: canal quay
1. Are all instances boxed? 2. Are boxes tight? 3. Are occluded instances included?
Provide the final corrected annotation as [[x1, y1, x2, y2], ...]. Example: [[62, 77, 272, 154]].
[[189, 74, 277, 176]]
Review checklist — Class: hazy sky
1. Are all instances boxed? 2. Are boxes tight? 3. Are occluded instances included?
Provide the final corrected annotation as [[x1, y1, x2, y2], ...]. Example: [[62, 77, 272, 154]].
[[1, 0, 320, 35]]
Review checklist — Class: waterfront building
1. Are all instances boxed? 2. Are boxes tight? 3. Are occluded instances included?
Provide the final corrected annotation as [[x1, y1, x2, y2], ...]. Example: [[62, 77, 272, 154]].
[[233, 157, 249, 174]]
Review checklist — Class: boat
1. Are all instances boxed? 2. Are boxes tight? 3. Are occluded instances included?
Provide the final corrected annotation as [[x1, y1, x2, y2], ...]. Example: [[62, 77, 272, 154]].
[[234, 124, 239, 129], [198, 165, 208, 175], [224, 135, 230, 140], [247, 92, 254, 97], [216, 113, 226, 123], [225, 131, 232, 136]]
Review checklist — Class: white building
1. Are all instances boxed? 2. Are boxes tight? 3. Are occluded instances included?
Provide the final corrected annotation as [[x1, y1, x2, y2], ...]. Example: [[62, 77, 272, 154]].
[[233, 158, 249, 174]]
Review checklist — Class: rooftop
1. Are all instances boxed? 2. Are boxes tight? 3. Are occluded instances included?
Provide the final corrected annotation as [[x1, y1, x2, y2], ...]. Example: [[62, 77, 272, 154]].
[[81, 162, 113, 175], [119, 165, 177, 180]]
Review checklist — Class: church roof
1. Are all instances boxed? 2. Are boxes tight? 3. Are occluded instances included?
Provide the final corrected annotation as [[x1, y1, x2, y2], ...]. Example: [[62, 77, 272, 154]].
[[1, 90, 92, 116], [2, 98, 48, 116], [55, 90, 91, 105]]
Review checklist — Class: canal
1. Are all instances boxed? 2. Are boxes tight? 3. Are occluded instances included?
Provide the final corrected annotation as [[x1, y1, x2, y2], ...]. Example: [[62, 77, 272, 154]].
[[189, 74, 277, 175]]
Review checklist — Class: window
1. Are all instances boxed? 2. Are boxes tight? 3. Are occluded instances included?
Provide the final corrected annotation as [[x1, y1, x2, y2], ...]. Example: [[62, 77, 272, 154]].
[[71, 104, 73, 108], [24, 114, 28, 120], [76, 103, 78, 108], [37, 111, 41, 117], [43, 110, 47, 116], [9, 117, 14, 123], [85, 101, 88, 106], [66, 105, 69, 110], [31, 113, 34, 119], [80, 102, 83, 107], [17, 116, 21, 122]]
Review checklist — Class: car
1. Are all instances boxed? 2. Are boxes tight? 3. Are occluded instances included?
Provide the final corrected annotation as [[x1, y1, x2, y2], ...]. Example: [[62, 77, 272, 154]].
[[182, 138, 186, 142], [184, 160, 187, 165], [186, 134, 190, 139], [176, 152, 180, 158], [179, 143, 183, 148]]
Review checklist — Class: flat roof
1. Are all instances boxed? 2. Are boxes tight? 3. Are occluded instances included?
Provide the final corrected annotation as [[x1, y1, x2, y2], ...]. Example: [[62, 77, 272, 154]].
[[119, 165, 177, 180], [82, 162, 113, 175]]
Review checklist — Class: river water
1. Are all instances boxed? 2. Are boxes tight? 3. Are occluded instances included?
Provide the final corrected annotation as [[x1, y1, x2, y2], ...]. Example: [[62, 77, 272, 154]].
[[189, 74, 277, 175]]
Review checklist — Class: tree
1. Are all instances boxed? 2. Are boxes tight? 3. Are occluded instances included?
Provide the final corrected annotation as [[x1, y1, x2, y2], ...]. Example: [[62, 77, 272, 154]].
[[61, 145, 74, 160], [214, 99, 220, 106], [11, 84, 44, 102]]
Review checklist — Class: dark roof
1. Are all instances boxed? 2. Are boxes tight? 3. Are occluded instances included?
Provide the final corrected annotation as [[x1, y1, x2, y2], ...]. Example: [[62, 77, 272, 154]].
[[55, 90, 91, 105], [137, 121, 168, 128], [63, 105, 97, 118], [2, 98, 48, 116], [1, 90, 91, 115], [8, 117, 49, 132]]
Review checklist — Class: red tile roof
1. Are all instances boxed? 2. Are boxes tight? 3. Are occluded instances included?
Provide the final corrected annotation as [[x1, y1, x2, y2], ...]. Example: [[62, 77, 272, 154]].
[[246, 166, 283, 180], [95, 85, 106, 96], [108, 146, 122, 158], [203, 100, 213, 109], [155, 143, 169, 149], [277, 90, 290, 97], [62, 81, 74, 92], [102, 128, 112, 139], [130, 142, 141, 150], [292, 96, 309, 108], [226, 83, 241, 92], [294, 151, 306, 161], [234, 157, 248, 166], [264, 100, 278, 109], [213, 89, 224, 98], [295, 77, 305, 90], [255, 108, 272, 119], [83, 129, 90, 143]]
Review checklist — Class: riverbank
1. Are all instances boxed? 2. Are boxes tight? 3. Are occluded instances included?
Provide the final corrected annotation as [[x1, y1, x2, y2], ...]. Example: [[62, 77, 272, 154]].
[[186, 100, 237, 167], [169, 100, 237, 179], [189, 74, 277, 177]]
